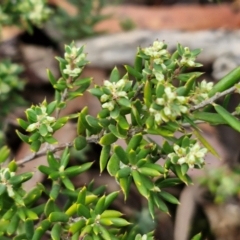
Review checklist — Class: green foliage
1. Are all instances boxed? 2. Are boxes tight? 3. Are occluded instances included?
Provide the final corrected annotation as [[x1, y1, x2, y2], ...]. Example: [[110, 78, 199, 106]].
[[0, 0, 51, 31], [199, 167, 240, 204], [47, 0, 110, 41], [0, 39, 239, 239], [1, 3, 240, 238], [0, 60, 26, 146], [120, 18, 136, 31]]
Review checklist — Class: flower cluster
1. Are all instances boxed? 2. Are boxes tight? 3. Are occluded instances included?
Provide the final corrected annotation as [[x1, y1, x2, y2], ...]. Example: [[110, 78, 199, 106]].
[[180, 47, 197, 67], [0, 60, 24, 98], [63, 45, 87, 78], [27, 0, 52, 26], [10, 0, 51, 27], [191, 80, 214, 104], [199, 167, 240, 203], [168, 142, 207, 168], [143, 41, 170, 64], [0, 7, 9, 25], [26, 102, 56, 136], [100, 79, 131, 111], [150, 87, 189, 124]]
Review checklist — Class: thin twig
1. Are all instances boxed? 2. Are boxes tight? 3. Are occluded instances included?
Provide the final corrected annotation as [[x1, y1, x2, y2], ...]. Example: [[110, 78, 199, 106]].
[[190, 86, 236, 111], [17, 135, 99, 167]]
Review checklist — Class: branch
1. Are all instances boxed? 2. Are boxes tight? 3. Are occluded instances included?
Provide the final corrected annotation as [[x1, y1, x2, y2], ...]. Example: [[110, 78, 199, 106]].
[[19, 84, 234, 167], [190, 86, 236, 111], [17, 135, 99, 167]]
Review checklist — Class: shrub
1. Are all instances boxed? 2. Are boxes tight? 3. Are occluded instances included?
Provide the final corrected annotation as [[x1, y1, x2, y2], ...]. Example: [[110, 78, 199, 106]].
[[1, 1, 240, 239]]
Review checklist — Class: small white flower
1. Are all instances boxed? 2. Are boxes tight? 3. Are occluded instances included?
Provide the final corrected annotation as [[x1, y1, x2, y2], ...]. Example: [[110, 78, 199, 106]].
[[63, 65, 81, 77], [103, 80, 112, 88], [47, 125, 53, 133], [154, 113, 161, 123], [153, 41, 164, 50], [74, 53, 86, 63], [149, 107, 156, 113], [156, 98, 165, 105], [164, 106, 171, 116], [154, 71, 165, 82], [187, 59, 195, 67], [177, 96, 187, 104], [46, 116, 55, 123], [158, 49, 168, 56], [144, 48, 154, 56], [102, 101, 115, 111], [117, 91, 127, 98], [179, 106, 188, 113], [165, 87, 175, 100], [184, 47, 190, 54], [195, 148, 208, 158]]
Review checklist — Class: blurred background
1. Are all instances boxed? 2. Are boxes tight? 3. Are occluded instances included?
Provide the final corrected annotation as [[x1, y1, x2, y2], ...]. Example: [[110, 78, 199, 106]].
[[1, 1, 240, 239]]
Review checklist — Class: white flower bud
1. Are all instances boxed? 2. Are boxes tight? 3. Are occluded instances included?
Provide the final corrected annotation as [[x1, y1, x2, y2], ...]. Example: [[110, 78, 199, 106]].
[[177, 96, 187, 103], [103, 80, 112, 88], [46, 116, 56, 123], [154, 113, 161, 123], [102, 101, 114, 111], [100, 94, 109, 102], [149, 107, 156, 113], [26, 123, 38, 132], [165, 87, 175, 100], [153, 41, 164, 50], [155, 72, 165, 82], [63, 65, 81, 77], [187, 59, 195, 67], [47, 125, 53, 133], [159, 49, 168, 56], [179, 106, 188, 113]]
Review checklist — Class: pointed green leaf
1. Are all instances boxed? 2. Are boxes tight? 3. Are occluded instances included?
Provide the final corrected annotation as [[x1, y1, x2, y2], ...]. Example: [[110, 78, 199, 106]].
[[143, 81, 152, 108], [107, 154, 120, 177], [47, 69, 57, 86], [209, 66, 240, 97], [191, 233, 202, 240], [124, 65, 143, 81], [99, 133, 118, 146], [108, 124, 127, 139], [49, 212, 69, 223], [214, 104, 240, 132], [51, 223, 61, 240], [16, 130, 30, 144], [193, 128, 220, 159], [100, 145, 111, 173], [109, 67, 120, 82], [192, 112, 227, 125], [117, 97, 131, 108], [159, 191, 180, 205], [74, 136, 87, 151], [0, 146, 10, 163]]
